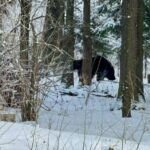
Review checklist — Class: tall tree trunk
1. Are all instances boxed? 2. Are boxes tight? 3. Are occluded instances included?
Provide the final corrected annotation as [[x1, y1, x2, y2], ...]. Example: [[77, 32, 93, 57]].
[[20, 0, 31, 66], [42, 0, 64, 64], [120, 0, 139, 117], [119, 0, 145, 117], [82, 0, 92, 85], [0, 1, 4, 108], [118, 0, 144, 116], [136, 0, 144, 100], [61, 0, 75, 87], [0, 1, 3, 63], [20, 0, 35, 121]]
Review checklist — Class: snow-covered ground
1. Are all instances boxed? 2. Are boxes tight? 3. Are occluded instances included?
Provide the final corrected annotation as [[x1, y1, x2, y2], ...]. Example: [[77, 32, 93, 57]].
[[1, 79, 150, 150], [0, 121, 149, 150], [1, 76, 150, 149], [1, 1, 150, 149]]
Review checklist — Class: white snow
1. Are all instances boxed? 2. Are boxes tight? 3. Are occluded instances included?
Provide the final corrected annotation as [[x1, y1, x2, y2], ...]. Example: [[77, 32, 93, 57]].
[[1, 1, 150, 150], [0, 121, 149, 150], [37, 79, 150, 150], [1, 80, 150, 149]]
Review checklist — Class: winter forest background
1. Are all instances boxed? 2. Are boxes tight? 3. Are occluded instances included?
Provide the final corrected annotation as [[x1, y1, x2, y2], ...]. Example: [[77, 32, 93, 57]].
[[0, 0, 150, 149]]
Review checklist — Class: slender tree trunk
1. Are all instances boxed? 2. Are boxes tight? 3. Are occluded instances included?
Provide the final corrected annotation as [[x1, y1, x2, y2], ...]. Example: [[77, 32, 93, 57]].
[[136, 0, 144, 100], [61, 0, 75, 87], [20, 0, 35, 121], [42, 0, 64, 64], [82, 0, 92, 85], [144, 53, 147, 78], [0, 1, 4, 108], [20, 0, 31, 66], [0, 1, 3, 63], [30, 23, 39, 101]]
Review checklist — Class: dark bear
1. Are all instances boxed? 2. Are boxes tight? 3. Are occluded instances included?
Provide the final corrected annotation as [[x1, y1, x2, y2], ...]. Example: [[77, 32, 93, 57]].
[[73, 55, 115, 81]]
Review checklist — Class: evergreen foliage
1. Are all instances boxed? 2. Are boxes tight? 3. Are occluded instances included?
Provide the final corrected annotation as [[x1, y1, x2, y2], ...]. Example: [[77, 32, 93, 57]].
[[91, 0, 121, 56]]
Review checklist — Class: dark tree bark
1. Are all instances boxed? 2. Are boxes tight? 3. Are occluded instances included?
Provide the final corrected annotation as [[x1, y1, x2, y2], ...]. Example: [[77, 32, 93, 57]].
[[0, 1, 4, 108], [119, 0, 144, 117], [20, 0, 36, 121], [20, 0, 31, 66], [42, 0, 64, 64], [144, 53, 147, 78], [61, 0, 75, 87], [120, 0, 138, 117], [0, 1, 3, 61], [136, 0, 144, 100], [82, 0, 92, 85]]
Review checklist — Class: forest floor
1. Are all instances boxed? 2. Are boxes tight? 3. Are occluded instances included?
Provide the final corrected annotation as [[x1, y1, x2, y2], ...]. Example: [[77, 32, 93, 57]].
[[38, 79, 150, 150], [0, 78, 150, 150]]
